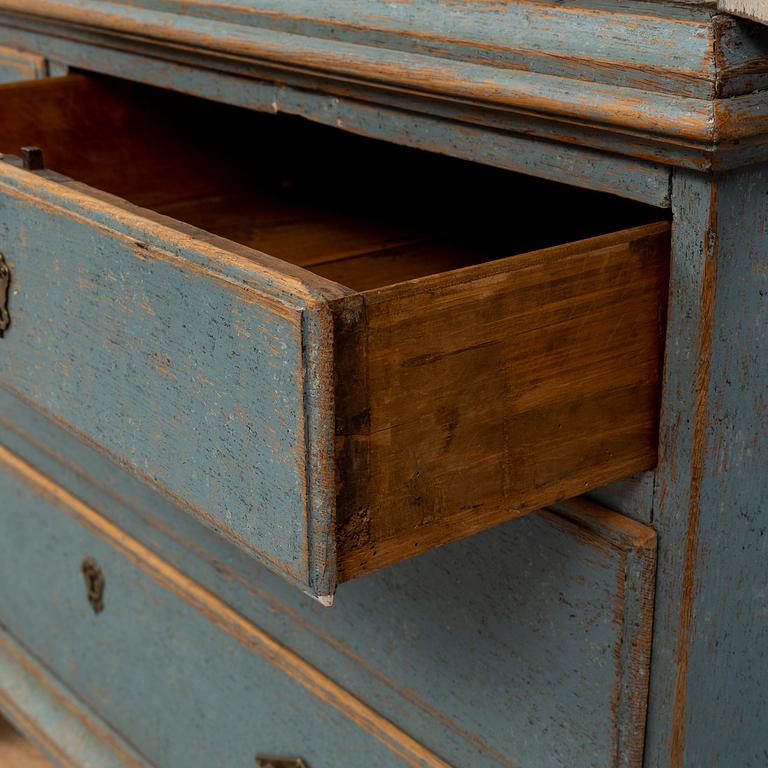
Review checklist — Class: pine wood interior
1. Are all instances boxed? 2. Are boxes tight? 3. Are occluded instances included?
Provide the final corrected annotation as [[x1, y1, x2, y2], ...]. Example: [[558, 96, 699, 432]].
[[0, 74, 664, 292]]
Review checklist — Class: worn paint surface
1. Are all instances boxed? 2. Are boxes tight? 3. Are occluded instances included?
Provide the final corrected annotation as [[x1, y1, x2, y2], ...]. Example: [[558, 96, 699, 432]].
[[589, 472, 656, 524], [0, 23, 672, 206], [645, 164, 768, 767], [0, 2, 766, 173], [0, 44, 46, 82], [0, 631, 149, 768], [0, 160, 341, 596], [0, 447, 448, 768], [0, 403, 656, 768]]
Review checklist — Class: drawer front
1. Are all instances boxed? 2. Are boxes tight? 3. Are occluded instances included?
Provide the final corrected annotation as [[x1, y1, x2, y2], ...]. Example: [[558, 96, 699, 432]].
[[0, 446, 443, 768], [0, 158, 340, 597], [0, 424, 657, 768]]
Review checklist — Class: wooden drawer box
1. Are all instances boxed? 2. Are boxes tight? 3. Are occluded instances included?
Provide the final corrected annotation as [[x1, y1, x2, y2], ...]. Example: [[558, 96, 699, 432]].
[[0, 74, 670, 598]]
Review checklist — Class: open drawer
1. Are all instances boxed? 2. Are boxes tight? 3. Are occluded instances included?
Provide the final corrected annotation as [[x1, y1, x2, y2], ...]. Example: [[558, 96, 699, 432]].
[[0, 74, 670, 600]]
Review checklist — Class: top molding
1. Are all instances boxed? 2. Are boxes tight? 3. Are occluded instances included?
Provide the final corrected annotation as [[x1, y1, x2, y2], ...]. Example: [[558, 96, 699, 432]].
[[0, 0, 767, 171]]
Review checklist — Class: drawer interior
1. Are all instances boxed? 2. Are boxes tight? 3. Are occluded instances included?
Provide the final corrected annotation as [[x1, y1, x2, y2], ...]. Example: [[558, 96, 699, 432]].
[[0, 74, 663, 292]]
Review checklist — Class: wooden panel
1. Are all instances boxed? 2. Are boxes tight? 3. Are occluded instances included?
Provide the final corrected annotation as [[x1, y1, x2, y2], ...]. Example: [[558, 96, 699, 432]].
[[0, 73, 670, 590], [0, 139, 345, 598], [0, 29, 675, 204], [645, 164, 768, 767], [335, 223, 670, 580], [0, 447, 449, 768], [588, 472, 656, 524], [0, 434, 656, 768], [0, 638, 147, 768], [719, 0, 768, 24], [0, 0, 767, 172], [0, 44, 45, 82]]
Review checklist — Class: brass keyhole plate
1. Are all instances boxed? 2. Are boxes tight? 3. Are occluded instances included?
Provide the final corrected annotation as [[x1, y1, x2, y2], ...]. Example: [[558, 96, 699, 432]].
[[81, 557, 105, 614], [0, 252, 10, 336]]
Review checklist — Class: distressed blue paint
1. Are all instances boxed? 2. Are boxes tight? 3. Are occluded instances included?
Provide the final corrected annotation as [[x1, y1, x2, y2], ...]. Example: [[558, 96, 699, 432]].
[[0, 630, 150, 768], [0, 45, 46, 82], [0, 1, 749, 175], [102, 0, 718, 96], [0, 25, 673, 205], [0, 393, 655, 768], [645, 164, 768, 767], [0, 163, 342, 594], [589, 471, 656, 524], [0, 464, 413, 768]]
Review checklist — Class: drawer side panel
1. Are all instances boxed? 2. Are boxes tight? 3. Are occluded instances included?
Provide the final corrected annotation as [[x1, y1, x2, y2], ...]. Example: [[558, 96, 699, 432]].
[[338, 223, 669, 579]]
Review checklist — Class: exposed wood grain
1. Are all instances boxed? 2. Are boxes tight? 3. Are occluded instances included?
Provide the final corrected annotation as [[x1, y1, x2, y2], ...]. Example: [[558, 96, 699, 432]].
[[0, 73, 670, 591], [335, 223, 670, 580]]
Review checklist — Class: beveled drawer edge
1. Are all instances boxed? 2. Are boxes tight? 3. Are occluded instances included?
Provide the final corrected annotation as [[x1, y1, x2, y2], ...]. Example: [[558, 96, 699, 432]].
[[0, 151, 345, 599], [0, 444, 451, 768]]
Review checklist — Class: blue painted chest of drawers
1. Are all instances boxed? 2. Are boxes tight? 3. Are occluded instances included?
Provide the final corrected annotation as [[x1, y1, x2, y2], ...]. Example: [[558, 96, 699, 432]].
[[0, 2, 765, 767]]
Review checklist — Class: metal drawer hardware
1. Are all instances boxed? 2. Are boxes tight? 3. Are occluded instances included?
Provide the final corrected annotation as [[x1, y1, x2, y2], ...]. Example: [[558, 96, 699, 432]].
[[0, 253, 9, 336], [256, 758, 309, 768], [21, 146, 45, 171], [81, 557, 105, 614]]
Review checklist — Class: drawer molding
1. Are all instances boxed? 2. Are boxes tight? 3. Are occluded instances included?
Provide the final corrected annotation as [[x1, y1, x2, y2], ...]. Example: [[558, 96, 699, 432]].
[[0, 401, 659, 767], [0, 0, 766, 171], [0, 630, 148, 767], [549, 498, 657, 768], [0, 44, 45, 82], [0, 444, 451, 768]]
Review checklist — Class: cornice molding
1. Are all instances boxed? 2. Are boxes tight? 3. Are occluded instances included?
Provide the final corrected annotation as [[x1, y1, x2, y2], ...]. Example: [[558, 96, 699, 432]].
[[0, 0, 766, 170]]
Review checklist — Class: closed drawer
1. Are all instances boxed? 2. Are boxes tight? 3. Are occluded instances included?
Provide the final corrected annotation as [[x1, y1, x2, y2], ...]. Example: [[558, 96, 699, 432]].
[[0, 446, 431, 768], [0, 442, 657, 768], [0, 74, 670, 598]]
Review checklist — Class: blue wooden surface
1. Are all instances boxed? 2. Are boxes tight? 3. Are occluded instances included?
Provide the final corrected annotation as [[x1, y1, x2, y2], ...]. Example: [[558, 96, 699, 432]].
[[0, 24, 672, 206], [0, 630, 149, 768], [0, 45, 46, 82], [0, 160, 344, 597], [0, 391, 656, 768], [4, 1, 767, 174], [645, 164, 768, 767], [0, 2, 765, 763], [0, 453, 422, 768], [67, 0, 718, 96], [589, 472, 656, 524]]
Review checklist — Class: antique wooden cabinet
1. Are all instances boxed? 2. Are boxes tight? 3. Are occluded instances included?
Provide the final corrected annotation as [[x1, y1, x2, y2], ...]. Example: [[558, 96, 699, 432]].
[[0, 2, 765, 767]]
